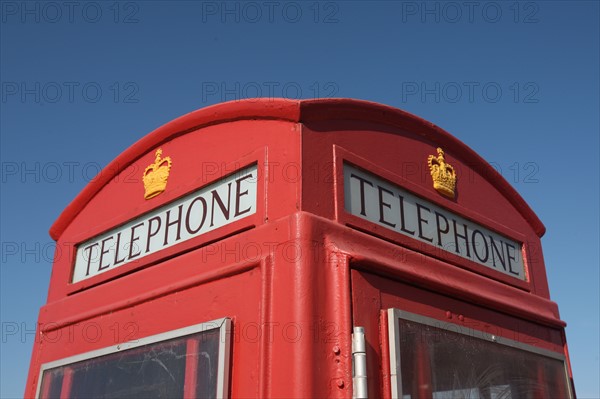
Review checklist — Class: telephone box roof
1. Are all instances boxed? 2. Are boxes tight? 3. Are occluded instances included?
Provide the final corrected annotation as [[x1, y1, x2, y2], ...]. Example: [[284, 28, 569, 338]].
[[49, 98, 545, 240]]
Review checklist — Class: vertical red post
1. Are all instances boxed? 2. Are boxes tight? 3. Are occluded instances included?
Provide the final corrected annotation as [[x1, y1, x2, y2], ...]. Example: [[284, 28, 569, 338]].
[[183, 338, 199, 399], [59, 368, 73, 399], [38, 371, 53, 399], [534, 364, 547, 398], [416, 339, 432, 398]]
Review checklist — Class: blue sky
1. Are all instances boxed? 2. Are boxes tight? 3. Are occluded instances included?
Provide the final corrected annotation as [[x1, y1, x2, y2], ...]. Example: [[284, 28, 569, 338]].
[[1, 1, 598, 397]]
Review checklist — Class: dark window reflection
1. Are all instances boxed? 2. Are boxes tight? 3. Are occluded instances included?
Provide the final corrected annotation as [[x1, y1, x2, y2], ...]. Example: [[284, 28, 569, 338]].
[[398, 318, 571, 399], [39, 368, 64, 399], [39, 328, 221, 399]]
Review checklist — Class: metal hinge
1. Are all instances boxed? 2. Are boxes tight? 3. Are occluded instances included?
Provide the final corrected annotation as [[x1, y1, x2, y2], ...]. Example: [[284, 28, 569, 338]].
[[352, 326, 368, 399]]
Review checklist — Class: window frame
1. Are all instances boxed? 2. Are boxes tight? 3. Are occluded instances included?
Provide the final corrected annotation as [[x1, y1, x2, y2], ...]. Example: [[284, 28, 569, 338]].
[[35, 317, 232, 399], [387, 308, 573, 399]]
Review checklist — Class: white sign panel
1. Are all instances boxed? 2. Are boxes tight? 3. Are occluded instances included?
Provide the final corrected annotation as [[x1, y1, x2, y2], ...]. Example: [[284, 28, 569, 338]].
[[73, 165, 258, 283], [344, 164, 525, 280]]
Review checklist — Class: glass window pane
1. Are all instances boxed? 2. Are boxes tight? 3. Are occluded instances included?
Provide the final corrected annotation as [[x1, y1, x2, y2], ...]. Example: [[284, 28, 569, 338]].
[[39, 327, 222, 399], [39, 368, 63, 399], [396, 316, 571, 399], [196, 329, 220, 398]]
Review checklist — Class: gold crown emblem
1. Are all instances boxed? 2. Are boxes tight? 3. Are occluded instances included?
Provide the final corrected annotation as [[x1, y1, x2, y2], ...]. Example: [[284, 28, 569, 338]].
[[143, 148, 172, 200], [428, 147, 456, 199]]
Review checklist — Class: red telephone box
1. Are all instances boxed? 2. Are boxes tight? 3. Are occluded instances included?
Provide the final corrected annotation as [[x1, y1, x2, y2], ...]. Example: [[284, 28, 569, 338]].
[[25, 98, 575, 398]]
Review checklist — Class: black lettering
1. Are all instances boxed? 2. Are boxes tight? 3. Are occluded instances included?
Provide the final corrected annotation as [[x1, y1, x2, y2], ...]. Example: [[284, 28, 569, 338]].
[[128, 222, 144, 259], [146, 216, 162, 252], [98, 236, 113, 271], [398, 195, 415, 235], [164, 205, 184, 246], [185, 196, 208, 234], [506, 242, 520, 276], [435, 211, 449, 246], [114, 232, 127, 265], [350, 173, 374, 216], [234, 174, 253, 217], [452, 220, 470, 257], [416, 203, 433, 242], [471, 229, 489, 263], [378, 186, 396, 228], [210, 183, 232, 227], [490, 235, 506, 271], [84, 243, 99, 276]]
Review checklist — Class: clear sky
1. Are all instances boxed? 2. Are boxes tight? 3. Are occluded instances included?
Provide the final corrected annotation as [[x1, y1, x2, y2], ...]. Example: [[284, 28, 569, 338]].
[[1, 1, 598, 397]]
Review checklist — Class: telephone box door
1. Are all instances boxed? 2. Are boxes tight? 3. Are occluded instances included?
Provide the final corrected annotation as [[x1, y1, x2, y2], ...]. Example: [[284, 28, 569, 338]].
[[350, 268, 574, 399]]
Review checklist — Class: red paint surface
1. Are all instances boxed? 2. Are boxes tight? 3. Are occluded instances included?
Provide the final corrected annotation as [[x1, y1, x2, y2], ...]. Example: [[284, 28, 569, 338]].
[[183, 338, 199, 398], [26, 99, 573, 398]]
